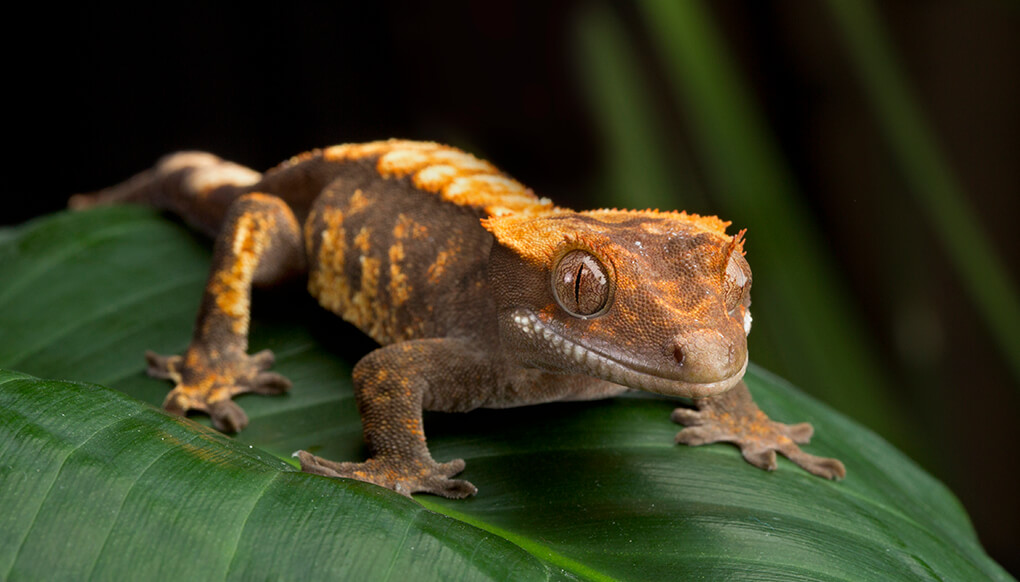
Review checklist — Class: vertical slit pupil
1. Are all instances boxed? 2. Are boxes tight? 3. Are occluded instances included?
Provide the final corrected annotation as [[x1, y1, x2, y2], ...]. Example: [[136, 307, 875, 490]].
[[553, 250, 611, 317], [575, 263, 584, 304]]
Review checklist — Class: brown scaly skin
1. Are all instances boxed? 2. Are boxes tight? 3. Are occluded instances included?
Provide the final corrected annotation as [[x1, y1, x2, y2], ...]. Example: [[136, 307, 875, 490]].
[[73, 139, 845, 498]]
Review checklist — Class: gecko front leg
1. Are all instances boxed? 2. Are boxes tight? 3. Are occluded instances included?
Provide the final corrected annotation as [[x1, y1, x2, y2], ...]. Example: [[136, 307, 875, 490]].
[[672, 382, 846, 479], [298, 338, 498, 498], [148, 192, 306, 432]]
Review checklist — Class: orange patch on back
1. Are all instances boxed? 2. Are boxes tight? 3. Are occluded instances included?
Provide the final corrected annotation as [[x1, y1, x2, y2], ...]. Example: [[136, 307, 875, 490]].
[[388, 241, 410, 307], [185, 163, 261, 197], [309, 204, 429, 344], [428, 249, 453, 284], [413, 164, 460, 191], [442, 174, 549, 216], [347, 189, 371, 214], [353, 255, 384, 337], [378, 144, 497, 178], [427, 233, 464, 285], [303, 207, 320, 254], [324, 139, 554, 217], [322, 139, 437, 164], [307, 207, 350, 317], [354, 227, 372, 253], [308, 215, 399, 344], [391, 214, 429, 241]]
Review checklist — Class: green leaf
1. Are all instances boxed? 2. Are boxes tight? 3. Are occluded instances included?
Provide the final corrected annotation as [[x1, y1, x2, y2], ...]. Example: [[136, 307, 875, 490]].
[[0, 207, 1010, 580], [571, 2, 706, 212], [0, 370, 562, 581]]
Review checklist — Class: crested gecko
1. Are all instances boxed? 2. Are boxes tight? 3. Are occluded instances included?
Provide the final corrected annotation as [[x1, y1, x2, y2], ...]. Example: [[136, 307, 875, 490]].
[[72, 140, 845, 497]]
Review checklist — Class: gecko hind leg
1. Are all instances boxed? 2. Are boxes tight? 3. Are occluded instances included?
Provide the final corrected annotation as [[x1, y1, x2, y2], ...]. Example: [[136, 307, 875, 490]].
[[672, 382, 846, 479], [149, 192, 306, 432]]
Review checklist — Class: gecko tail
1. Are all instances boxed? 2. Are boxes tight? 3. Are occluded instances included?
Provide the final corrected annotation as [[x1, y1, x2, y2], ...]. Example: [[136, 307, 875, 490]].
[[69, 165, 159, 209], [69, 152, 263, 237]]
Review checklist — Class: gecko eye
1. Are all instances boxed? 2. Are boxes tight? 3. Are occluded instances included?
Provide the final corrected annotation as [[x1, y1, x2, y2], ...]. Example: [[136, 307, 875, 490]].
[[552, 250, 611, 318], [723, 250, 752, 310]]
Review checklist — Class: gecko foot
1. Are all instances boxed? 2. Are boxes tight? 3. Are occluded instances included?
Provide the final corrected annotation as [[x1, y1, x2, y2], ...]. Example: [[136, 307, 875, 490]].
[[672, 383, 846, 480], [146, 348, 291, 433], [296, 450, 478, 499]]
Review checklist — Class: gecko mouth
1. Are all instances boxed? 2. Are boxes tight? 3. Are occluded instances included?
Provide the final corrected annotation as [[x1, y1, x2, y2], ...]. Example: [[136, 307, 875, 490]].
[[511, 309, 746, 398]]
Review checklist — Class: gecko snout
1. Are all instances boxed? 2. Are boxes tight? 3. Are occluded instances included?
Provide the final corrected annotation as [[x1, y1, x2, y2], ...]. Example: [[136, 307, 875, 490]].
[[671, 329, 743, 382]]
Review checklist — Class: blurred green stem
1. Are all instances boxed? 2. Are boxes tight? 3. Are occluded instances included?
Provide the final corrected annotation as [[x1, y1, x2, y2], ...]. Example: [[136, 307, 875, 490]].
[[826, 0, 1020, 386], [573, 3, 701, 211]]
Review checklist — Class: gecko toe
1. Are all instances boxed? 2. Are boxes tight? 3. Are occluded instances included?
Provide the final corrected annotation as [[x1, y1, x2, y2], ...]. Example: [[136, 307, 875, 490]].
[[742, 447, 778, 471], [816, 458, 846, 480], [670, 406, 702, 426], [297, 450, 346, 477], [786, 449, 846, 480], [436, 458, 466, 478], [162, 388, 192, 416], [252, 371, 292, 395], [428, 478, 477, 499], [676, 424, 735, 446], [249, 349, 276, 370], [208, 399, 249, 433], [783, 422, 814, 444], [146, 351, 181, 380]]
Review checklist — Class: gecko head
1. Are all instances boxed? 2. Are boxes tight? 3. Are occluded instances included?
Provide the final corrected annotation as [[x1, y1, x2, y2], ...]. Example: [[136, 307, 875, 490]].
[[483, 208, 752, 399]]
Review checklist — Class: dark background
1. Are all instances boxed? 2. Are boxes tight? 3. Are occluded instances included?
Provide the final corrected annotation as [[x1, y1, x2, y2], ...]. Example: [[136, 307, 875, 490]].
[[7, 1, 1017, 573]]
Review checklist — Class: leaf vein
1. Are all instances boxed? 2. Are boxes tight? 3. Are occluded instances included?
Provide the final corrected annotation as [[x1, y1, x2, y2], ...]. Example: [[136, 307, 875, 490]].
[[381, 507, 419, 581], [222, 471, 283, 579]]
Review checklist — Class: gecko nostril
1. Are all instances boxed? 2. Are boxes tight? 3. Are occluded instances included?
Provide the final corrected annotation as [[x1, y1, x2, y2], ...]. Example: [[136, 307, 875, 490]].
[[671, 329, 745, 382], [673, 345, 686, 366]]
